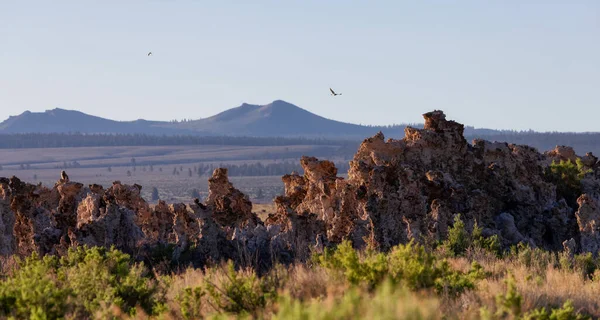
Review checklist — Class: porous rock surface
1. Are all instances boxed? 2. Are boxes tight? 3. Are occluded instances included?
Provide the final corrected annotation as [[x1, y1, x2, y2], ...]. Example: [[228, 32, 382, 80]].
[[267, 110, 600, 256], [1, 110, 600, 268]]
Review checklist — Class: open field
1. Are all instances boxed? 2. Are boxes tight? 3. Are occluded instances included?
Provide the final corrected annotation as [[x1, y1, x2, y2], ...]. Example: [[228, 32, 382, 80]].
[[0, 144, 349, 169], [0, 144, 350, 204], [0, 165, 285, 203]]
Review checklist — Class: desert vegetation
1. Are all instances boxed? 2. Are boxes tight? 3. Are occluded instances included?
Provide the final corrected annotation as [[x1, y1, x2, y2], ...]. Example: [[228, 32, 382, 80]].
[[0, 218, 597, 319]]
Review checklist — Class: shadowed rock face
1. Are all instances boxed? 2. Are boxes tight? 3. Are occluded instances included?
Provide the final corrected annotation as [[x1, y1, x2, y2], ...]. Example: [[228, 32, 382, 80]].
[[1, 110, 600, 268], [268, 110, 600, 255]]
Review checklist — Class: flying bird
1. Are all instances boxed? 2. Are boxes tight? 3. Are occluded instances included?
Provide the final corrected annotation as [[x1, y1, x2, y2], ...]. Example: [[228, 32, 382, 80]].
[[329, 88, 342, 96], [147, 52, 152, 56]]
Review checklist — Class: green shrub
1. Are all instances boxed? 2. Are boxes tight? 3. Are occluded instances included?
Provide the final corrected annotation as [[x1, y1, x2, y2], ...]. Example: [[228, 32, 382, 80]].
[[573, 253, 597, 279], [442, 215, 502, 257], [273, 279, 440, 320], [495, 274, 523, 318], [443, 214, 469, 256], [522, 300, 591, 320], [388, 240, 442, 290], [472, 221, 503, 257], [317, 239, 481, 297], [435, 261, 487, 296], [317, 240, 387, 288], [204, 260, 277, 316], [176, 286, 206, 320], [60, 246, 161, 316], [0, 253, 69, 319], [0, 246, 164, 319], [510, 243, 557, 275], [545, 159, 591, 206]]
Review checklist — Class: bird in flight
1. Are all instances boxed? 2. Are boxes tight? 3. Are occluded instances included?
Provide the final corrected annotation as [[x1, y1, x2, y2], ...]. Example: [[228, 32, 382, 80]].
[[330, 88, 342, 96], [147, 52, 152, 56]]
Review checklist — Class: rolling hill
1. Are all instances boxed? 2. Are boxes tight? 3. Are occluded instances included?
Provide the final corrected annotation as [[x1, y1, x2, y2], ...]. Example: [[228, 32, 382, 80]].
[[172, 100, 405, 138], [0, 108, 198, 135], [0, 100, 516, 139]]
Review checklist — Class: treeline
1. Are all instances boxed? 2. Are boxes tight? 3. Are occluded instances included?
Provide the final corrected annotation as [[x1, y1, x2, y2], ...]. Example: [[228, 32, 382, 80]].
[[2, 131, 600, 156], [0, 133, 357, 149], [464, 132, 600, 155], [173, 161, 351, 177]]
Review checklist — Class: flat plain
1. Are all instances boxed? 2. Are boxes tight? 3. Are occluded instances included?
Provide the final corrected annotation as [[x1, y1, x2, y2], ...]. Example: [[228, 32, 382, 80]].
[[0, 144, 348, 204]]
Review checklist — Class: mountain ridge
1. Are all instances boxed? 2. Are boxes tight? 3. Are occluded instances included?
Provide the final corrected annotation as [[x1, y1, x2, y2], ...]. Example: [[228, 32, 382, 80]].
[[0, 100, 570, 139], [0, 100, 420, 138]]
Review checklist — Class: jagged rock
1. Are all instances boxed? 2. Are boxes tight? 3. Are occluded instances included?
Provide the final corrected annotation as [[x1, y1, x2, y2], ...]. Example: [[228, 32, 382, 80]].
[[563, 238, 577, 258], [576, 194, 600, 254], [581, 152, 598, 169], [207, 168, 258, 228], [545, 145, 578, 163], [271, 110, 600, 255], [495, 212, 529, 246]]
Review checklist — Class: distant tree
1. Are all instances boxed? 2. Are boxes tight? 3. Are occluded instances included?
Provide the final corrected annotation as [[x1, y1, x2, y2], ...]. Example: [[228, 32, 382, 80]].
[[107, 166, 112, 172], [190, 188, 200, 199], [126, 170, 132, 177], [188, 168, 192, 177], [151, 187, 159, 201]]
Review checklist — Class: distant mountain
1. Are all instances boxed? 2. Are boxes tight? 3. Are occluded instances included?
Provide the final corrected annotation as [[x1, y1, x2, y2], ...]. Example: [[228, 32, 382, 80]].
[[172, 100, 411, 139], [0, 108, 197, 135], [0, 100, 504, 138]]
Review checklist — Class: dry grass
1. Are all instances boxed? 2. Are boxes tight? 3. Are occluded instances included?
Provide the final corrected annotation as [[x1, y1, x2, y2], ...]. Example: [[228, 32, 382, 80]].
[[253, 203, 277, 221]]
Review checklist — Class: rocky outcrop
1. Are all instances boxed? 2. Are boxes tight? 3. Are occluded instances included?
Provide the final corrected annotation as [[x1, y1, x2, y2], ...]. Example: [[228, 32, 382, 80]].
[[267, 110, 600, 256], [206, 168, 258, 229], [0, 168, 294, 271], [2, 109, 600, 267]]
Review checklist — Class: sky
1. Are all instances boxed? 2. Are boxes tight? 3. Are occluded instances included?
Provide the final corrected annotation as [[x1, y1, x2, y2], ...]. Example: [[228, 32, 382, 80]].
[[0, 1, 598, 132]]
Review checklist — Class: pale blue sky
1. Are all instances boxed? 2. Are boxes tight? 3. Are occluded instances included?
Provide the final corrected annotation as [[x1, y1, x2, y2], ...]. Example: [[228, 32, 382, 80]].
[[1, 1, 598, 131]]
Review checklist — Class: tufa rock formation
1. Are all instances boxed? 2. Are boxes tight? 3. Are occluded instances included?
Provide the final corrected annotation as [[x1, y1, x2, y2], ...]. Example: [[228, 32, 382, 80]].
[[266, 110, 600, 256], [1, 110, 600, 268]]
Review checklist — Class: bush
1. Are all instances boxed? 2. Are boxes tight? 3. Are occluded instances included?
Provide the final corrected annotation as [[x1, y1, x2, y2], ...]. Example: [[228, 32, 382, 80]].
[[0, 253, 68, 319], [317, 240, 387, 288], [510, 243, 557, 275], [442, 214, 502, 257], [175, 286, 205, 320], [522, 300, 591, 320], [434, 261, 487, 296], [472, 220, 503, 257], [0, 246, 164, 319], [388, 240, 442, 290], [273, 279, 440, 320], [444, 214, 469, 256], [317, 239, 481, 296], [545, 159, 591, 206], [204, 260, 278, 316], [573, 253, 597, 280]]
